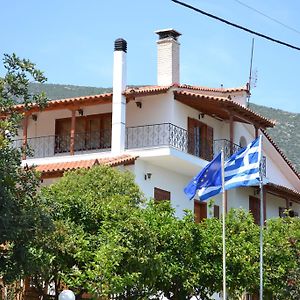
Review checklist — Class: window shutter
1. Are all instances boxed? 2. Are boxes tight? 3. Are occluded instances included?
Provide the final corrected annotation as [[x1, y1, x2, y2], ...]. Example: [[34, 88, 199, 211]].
[[206, 125, 214, 160], [154, 187, 171, 202], [249, 196, 260, 225], [194, 200, 207, 223], [214, 205, 220, 218]]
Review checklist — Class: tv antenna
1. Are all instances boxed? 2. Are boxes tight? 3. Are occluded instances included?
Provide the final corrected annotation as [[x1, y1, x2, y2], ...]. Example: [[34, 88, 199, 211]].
[[247, 38, 257, 107]]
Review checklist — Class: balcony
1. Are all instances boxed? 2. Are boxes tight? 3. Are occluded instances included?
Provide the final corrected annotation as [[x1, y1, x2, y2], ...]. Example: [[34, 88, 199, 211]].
[[12, 130, 111, 159], [12, 122, 266, 176]]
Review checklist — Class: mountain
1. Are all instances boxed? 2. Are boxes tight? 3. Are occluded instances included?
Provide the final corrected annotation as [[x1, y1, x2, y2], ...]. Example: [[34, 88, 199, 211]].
[[28, 83, 300, 173]]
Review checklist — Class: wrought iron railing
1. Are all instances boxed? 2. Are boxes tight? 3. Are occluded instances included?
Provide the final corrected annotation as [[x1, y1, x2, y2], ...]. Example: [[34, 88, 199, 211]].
[[126, 123, 214, 160], [12, 122, 266, 176], [126, 123, 188, 152], [213, 139, 242, 160], [12, 130, 111, 159]]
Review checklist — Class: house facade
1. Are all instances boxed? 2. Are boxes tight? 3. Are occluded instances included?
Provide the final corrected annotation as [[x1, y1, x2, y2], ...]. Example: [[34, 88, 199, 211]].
[[14, 29, 300, 223]]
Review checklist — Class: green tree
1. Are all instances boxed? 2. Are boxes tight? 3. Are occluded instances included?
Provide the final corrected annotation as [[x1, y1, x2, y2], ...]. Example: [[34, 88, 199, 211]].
[[0, 53, 49, 283], [264, 216, 300, 299], [34, 165, 144, 298]]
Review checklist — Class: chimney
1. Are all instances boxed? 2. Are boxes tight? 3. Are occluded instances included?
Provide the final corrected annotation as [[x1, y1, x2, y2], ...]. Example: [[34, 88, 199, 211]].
[[155, 28, 181, 86], [112, 38, 127, 154]]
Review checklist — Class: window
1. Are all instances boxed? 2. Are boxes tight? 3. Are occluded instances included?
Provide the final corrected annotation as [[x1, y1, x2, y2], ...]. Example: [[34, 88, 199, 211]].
[[249, 196, 260, 225], [188, 117, 213, 160], [194, 200, 207, 223], [154, 187, 170, 202], [55, 113, 112, 153], [214, 205, 220, 218]]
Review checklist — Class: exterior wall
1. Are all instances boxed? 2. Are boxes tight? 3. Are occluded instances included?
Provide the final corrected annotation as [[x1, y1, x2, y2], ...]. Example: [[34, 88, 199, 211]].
[[126, 93, 173, 127], [172, 99, 227, 141], [132, 159, 194, 218]]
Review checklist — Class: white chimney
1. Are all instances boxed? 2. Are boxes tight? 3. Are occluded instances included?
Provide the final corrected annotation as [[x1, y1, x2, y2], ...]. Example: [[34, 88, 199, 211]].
[[112, 38, 127, 154], [155, 29, 181, 86]]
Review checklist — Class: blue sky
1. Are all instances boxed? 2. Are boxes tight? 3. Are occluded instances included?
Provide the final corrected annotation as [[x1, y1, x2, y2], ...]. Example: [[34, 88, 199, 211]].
[[1, 0, 300, 112]]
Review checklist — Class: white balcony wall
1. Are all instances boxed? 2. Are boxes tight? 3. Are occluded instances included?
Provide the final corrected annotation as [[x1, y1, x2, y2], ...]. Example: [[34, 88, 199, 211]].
[[172, 99, 227, 141], [126, 93, 173, 127]]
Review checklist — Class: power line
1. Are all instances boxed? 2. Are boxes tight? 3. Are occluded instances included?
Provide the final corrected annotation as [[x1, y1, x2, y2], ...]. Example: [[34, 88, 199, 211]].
[[171, 0, 300, 52], [232, 0, 300, 36]]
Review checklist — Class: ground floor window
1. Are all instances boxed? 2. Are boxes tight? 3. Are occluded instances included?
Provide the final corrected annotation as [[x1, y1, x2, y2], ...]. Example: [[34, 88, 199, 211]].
[[154, 187, 171, 202], [194, 200, 207, 223]]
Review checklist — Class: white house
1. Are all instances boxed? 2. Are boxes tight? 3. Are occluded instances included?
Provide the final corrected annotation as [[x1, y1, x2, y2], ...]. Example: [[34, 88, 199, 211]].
[[14, 28, 300, 223]]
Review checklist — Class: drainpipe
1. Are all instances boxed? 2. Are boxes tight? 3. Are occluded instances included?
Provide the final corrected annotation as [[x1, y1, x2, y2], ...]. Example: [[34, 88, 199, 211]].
[[112, 38, 127, 154]]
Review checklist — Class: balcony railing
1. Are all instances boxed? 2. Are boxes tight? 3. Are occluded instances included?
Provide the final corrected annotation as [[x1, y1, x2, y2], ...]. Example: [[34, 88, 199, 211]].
[[12, 130, 111, 159], [11, 121, 266, 176], [126, 123, 188, 152]]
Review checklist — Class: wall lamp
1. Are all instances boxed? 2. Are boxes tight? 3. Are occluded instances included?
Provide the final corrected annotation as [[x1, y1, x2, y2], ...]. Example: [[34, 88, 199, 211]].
[[32, 114, 38, 121], [135, 101, 142, 109], [78, 109, 84, 116], [144, 172, 152, 180], [198, 113, 205, 119]]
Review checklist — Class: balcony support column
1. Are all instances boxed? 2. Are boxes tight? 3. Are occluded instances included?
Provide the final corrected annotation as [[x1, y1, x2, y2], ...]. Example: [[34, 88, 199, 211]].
[[70, 110, 76, 155], [22, 114, 29, 160], [255, 125, 259, 138]]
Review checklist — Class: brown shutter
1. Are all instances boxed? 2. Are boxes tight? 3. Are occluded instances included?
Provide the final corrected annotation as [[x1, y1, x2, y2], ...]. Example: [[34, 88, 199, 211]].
[[194, 200, 207, 223], [206, 125, 214, 160], [154, 187, 171, 202], [249, 196, 260, 225], [213, 205, 220, 218]]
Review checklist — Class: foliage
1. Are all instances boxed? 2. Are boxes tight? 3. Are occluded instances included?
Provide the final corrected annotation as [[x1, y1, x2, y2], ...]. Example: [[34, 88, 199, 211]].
[[34, 165, 144, 298], [0, 54, 49, 283], [264, 216, 300, 299]]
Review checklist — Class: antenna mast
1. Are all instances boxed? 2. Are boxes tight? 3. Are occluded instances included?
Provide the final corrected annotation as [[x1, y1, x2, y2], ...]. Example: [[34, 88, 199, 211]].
[[247, 38, 255, 107]]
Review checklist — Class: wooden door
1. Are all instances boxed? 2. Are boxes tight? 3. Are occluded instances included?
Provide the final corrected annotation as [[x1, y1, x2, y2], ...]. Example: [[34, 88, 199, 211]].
[[194, 200, 207, 223], [188, 118, 213, 160], [249, 196, 260, 225], [55, 118, 71, 153]]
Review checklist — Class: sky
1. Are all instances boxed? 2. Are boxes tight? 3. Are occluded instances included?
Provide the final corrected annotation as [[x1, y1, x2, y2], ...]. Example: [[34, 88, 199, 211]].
[[1, 0, 300, 113]]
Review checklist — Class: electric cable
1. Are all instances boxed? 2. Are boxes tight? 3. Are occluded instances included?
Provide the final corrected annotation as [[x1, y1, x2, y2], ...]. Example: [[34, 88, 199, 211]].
[[171, 0, 300, 51]]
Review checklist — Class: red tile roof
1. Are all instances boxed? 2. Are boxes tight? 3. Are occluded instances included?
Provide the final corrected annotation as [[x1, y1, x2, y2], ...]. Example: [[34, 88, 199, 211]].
[[36, 154, 137, 178], [14, 93, 113, 113], [178, 84, 249, 93], [174, 90, 275, 128], [124, 85, 171, 99], [266, 182, 300, 203]]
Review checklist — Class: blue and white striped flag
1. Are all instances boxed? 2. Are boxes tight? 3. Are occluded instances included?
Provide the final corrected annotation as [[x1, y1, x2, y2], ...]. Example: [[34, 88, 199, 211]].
[[184, 136, 262, 201], [224, 135, 262, 191]]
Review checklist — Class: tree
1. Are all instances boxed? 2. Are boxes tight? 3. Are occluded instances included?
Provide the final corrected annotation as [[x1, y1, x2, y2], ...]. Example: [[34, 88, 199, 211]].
[[0, 53, 49, 284], [264, 216, 300, 299], [33, 165, 144, 298]]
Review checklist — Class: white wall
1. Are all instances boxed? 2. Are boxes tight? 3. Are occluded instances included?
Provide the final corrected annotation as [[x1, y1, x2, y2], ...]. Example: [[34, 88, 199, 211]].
[[126, 93, 173, 127], [132, 159, 194, 218]]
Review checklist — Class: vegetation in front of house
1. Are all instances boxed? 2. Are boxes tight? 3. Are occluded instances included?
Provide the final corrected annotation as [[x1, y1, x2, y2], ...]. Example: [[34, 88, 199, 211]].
[[1, 55, 299, 300]]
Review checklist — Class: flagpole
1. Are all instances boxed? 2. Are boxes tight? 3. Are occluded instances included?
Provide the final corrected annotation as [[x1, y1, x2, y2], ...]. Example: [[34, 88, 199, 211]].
[[259, 137, 264, 300], [221, 149, 226, 300]]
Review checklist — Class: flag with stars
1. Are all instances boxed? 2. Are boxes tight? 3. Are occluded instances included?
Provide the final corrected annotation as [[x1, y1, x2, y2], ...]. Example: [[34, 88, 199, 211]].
[[184, 152, 222, 201]]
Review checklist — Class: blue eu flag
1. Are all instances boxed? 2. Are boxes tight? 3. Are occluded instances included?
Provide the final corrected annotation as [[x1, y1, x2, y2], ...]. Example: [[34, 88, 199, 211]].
[[184, 153, 222, 200]]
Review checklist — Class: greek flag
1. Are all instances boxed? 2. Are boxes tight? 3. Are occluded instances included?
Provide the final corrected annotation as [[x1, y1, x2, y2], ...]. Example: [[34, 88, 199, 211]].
[[224, 135, 262, 191], [184, 136, 262, 201]]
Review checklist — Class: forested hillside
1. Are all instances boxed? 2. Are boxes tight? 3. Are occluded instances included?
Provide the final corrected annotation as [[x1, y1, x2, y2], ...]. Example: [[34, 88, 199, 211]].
[[28, 83, 300, 173]]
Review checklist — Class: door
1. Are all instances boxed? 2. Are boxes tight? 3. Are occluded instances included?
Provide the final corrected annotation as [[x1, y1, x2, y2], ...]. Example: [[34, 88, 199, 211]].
[[249, 196, 260, 225], [188, 118, 213, 160], [194, 200, 207, 223]]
